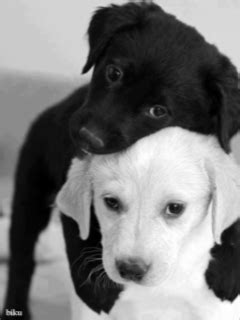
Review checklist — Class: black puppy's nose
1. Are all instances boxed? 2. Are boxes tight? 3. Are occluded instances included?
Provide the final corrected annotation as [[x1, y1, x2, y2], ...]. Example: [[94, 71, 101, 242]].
[[78, 127, 105, 151], [116, 258, 150, 282]]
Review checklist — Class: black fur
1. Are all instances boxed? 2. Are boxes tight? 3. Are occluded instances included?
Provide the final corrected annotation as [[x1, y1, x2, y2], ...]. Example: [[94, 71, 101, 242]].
[[2, 1, 240, 318], [71, 2, 240, 154], [61, 212, 122, 313], [205, 219, 240, 302]]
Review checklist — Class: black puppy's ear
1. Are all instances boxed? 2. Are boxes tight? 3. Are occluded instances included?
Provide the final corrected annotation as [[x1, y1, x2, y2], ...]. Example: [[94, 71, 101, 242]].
[[214, 84, 231, 153], [204, 56, 240, 152], [82, 2, 162, 73]]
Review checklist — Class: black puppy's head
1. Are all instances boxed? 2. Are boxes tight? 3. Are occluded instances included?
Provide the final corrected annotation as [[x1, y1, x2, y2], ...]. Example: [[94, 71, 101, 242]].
[[70, 1, 240, 154]]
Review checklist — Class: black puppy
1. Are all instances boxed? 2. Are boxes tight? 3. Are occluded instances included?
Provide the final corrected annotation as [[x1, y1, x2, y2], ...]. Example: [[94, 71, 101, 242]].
[[2, 2, 240, 319]]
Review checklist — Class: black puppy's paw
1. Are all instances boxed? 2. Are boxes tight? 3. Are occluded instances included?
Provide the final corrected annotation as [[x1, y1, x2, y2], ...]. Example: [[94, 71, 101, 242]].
[[205, 219, 240, 301]]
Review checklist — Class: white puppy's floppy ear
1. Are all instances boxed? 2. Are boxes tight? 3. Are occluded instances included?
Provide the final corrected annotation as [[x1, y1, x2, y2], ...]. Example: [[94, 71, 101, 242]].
[[206, 153, 240, 244], [56, 158, 92, 240]]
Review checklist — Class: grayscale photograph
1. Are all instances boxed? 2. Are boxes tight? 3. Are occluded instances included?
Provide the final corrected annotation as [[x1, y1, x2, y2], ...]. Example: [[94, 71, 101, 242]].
[[0, 1, 240, 319]]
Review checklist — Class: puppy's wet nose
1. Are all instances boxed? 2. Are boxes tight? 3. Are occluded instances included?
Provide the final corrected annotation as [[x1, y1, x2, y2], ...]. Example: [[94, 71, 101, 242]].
[[78, 127, 105, 152], [116, 258, 150, 282]]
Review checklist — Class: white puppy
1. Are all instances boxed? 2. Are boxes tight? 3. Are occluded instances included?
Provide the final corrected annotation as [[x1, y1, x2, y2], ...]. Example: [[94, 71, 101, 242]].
[[56, 127, 240, 320]]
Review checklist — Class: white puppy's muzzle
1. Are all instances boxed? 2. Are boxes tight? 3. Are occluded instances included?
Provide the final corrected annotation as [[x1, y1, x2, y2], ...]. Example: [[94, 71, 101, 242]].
[[115, 257, 150, 283]]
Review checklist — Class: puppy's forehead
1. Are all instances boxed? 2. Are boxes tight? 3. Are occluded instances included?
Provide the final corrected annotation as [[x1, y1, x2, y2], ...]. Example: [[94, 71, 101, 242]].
[[91, 128, 217, 187]]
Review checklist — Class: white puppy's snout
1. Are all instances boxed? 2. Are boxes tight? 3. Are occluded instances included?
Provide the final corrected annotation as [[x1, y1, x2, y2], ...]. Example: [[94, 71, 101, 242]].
[[115, 257, 151, 283]]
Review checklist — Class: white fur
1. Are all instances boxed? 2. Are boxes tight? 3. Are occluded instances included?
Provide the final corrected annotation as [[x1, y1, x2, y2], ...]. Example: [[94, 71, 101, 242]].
[[57, 158, 92, 240], [56, 127, 240, 319]]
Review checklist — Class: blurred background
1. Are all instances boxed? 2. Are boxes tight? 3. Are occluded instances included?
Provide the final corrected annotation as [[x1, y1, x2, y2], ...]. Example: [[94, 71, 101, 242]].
[[0, 0, 240, 319]]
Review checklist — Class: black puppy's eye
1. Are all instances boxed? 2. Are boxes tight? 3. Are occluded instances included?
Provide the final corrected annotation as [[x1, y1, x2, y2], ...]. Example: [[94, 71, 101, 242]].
[[106, 65, 123, 83], [165, 202, 185, 217], [103, 196, 121, 211], [148, 105, 167, 119]]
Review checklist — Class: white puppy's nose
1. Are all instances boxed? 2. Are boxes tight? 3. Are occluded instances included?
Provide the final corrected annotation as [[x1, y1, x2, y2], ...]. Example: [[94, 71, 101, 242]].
[[115, 257, 150, 282]]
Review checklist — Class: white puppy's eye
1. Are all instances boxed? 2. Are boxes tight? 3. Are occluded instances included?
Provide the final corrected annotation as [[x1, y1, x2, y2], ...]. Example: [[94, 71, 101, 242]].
[[165, 202, 185, 217], [103, 196, 121, 212]]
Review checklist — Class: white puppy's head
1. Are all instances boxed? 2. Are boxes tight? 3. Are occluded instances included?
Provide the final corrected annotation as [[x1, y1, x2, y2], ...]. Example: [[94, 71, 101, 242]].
[[56, 128, 240, 287]]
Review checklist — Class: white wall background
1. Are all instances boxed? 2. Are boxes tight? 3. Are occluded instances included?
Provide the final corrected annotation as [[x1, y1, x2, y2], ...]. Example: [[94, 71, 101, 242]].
[[0, 0, 240, 78]]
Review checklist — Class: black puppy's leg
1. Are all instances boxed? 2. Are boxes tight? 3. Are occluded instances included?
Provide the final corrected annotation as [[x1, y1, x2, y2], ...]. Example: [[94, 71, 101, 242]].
[[2, 140, 54, 320]]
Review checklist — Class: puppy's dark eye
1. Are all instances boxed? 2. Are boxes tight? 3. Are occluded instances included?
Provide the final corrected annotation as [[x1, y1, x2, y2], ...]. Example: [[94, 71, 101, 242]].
[[106, 65, 123, 83], [165, 202, 185, 217], [103, 196, 121, 211], [148, 105, 167, 119]]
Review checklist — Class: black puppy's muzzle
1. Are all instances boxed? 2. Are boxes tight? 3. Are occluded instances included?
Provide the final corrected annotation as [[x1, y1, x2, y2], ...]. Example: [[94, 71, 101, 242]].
[[78, 127, 105, 153], [70, 112, 128, 155]]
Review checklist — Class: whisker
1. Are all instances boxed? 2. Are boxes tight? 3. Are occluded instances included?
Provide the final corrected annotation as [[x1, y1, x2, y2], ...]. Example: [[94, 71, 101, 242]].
[[77, 255, 102, 277], [94, 270, 106, 293], [70, 246, 102, 270], [70, 246, 120, 292], [79, 264, 104, 288]]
